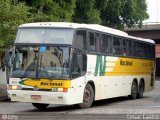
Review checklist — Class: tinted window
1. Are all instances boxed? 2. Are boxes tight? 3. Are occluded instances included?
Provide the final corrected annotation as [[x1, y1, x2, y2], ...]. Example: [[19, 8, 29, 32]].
[[122, 39, 127, 56], [88, 32, 100, 52], [127, 40, 133, 56], [112, 37, 122, 55], [134, 41, 140, 57], [139, 42, 145, 58], [75, 30, 87, 50], [88, 32, 95, 52], [101, 34, 111, 54], [150, 44, 155, 58], [95, 33, 100, 52], [71, 50, 87, 78]]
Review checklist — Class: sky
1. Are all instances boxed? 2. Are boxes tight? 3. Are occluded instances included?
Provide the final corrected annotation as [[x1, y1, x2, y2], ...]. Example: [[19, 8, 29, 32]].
[[144, 0, 160, 23]]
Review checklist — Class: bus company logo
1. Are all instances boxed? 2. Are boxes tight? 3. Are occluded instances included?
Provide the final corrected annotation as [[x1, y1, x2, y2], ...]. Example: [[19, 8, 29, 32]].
[[120, 60, 133, 66], [95, 56, 106, 76], [40, 82, 63, 87]]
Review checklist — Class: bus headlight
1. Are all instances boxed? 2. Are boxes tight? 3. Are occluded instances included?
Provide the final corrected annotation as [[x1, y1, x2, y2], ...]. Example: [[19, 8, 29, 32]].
[[9, 85, 22, 90]]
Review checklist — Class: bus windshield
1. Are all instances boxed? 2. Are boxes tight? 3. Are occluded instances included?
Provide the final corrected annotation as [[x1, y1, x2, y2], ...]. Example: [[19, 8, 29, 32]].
[[11, 46, 71, 79], [15, 28, 74, 44]]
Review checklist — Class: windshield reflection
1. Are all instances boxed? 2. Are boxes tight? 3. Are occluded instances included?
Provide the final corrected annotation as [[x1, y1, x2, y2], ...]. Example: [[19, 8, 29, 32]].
[[11, 46, 71, 79]]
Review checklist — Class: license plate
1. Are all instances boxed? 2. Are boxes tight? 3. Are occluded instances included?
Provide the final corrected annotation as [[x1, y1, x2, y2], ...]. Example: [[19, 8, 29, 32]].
[[31, 95, 41, 100]]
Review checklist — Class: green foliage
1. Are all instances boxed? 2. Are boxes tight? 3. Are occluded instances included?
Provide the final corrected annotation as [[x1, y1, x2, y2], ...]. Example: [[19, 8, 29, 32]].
[[95, 0, 149, 29], [96, 0, 125, 28], [0, 0, 31, 53], [73, 0, 101, 24], [21, 0, 76, 22], [121, 0, 149, 28]]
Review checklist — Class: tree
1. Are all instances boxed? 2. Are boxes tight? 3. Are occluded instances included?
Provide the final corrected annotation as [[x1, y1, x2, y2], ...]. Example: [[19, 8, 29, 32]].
[[74, 0, 148, 29], [73, 0, 101, 24], [20, 0, 76, 22], [19, 0, 148, 29], [121, 0, 149, 28], [95, 0, 149, 29], [0, 0, 31, 60]]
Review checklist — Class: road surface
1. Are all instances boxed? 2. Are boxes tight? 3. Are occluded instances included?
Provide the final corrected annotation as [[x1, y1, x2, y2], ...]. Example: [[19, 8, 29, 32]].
[[0, 70, 160, 120]]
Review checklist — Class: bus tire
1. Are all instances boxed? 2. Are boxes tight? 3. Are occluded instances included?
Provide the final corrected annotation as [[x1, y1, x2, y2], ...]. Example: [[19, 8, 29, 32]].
[[78, 84, 94, 109], [32, 103, 49, 110], [129, 80, 138, 100], [137, 81, 144, 99]]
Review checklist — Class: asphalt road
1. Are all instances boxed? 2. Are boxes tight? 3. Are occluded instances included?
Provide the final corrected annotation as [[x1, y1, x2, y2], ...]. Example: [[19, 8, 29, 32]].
[[0, 70, 160, 120]]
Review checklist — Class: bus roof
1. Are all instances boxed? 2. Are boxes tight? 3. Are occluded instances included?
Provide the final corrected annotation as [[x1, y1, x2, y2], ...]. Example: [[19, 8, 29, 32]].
[[19, 22, 154, 44], [127, 35, 155, 44], [19, 22, 128, 36]]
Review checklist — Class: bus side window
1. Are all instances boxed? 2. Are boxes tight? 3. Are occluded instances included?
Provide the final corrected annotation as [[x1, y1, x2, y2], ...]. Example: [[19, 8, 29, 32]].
[[139, 42, 145, 58], [95, 33, 100, 52], [71, 51, 87, 79], [149, 44, 155, 59], [127, 40, 133, 56], [101, 34, 110, 54], [134, 41, 140, 57], [88, 32, 96, 52], [122, 39, 127, 56], [112, 37, 122, 55], [75, 30, 87, 50]]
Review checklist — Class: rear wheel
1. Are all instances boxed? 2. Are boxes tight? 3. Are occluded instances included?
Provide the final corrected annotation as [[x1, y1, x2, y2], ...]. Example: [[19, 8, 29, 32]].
[[137, 81, 144, 99], [129, 80, 138, 100], [32, 103, 49, 110], [78, 84, 94, 109]]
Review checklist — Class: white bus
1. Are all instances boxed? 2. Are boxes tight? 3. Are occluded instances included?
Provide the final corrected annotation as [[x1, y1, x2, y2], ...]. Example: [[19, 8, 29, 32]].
[[8, 22, 155, 110]]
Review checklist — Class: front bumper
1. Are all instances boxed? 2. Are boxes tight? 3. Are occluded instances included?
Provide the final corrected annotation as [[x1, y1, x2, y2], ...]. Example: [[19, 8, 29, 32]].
[[8, 89, 82, 105]]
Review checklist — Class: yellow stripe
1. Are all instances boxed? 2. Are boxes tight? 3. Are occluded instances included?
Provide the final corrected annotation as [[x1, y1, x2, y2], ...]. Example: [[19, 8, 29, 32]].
[[105, 57, 154, 76], [22, 79, 71, 89]]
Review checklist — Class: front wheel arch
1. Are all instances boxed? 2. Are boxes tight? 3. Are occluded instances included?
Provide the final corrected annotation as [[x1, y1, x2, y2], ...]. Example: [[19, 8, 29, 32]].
[[87, 81, 95, 100], [78, 83, 94, 109]]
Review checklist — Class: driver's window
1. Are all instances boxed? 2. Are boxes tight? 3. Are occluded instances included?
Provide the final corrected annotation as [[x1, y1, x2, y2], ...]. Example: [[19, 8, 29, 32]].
[[71, 51, 87, 79], [71, 52, 80, 78]]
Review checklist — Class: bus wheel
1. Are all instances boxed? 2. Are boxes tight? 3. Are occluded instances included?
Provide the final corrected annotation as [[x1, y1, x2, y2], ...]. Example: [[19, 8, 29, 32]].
[[32, 103, 49, 110], [78, 84, 94, 109], [137, 81, 144, 99], [129, 80, 138, 100]]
